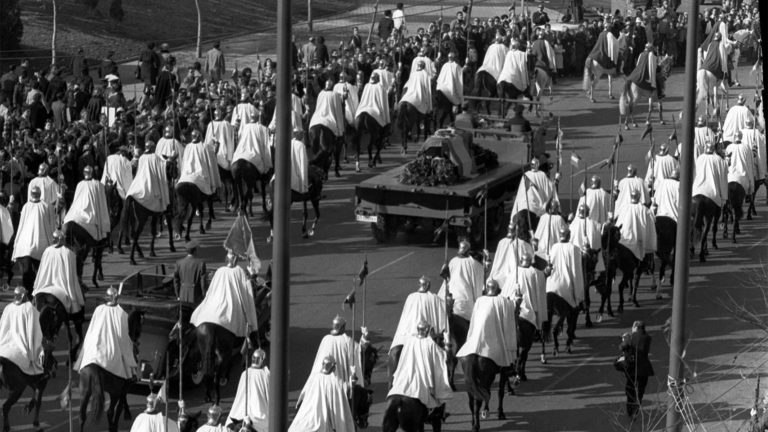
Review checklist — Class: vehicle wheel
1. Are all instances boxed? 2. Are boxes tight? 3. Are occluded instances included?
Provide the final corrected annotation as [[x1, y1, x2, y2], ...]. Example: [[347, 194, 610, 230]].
[[371, 216, 397, 243], [184, 351, 205, 388]]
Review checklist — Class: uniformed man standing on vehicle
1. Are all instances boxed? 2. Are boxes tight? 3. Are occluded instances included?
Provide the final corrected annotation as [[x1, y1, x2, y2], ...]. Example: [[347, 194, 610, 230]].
[[173, 239, 207, 312]]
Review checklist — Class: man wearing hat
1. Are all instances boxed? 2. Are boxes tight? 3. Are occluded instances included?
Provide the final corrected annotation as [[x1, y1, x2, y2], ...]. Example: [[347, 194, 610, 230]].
[[173, 238, 207, 308]]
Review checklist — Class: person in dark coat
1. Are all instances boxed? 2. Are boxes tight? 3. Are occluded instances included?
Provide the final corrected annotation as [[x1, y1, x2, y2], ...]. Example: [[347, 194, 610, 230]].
[[173, 239, 208, 308], [620, 320, 654, 418], [99, 51, 119, 79], [71, 48, 88, 79], [28, 93, 49, 130], [46, 68, 66, 105], [139, 42, 160, 86], [378, 10, 394, 41]]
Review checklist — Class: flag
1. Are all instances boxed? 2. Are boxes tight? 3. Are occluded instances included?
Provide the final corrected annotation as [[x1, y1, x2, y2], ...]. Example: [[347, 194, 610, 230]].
[[608, 135, 622, 167], [433, 219, 450, 242], [439, 262, 450, 280], [357, 257, 369, 286], [156, 380, 167, 404], [669, 128, 677, 142], [224, 214, 262, 273], [641, 122, 653, 140], [570, 152, 581, 167], [343, 287, 356, 309]]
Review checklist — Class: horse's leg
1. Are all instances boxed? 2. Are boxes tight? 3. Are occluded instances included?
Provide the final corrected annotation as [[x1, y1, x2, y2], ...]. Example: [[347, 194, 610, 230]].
[[608, 74, 613, 99], [497, 369, 507, 420], [617, 273, 626, 313], [310, 197, 319, 237], [30, 379, 47, 427], [197, 201, 206, 235], [2, 387, 24, 432], [301, 200, 309, 239], [149, 215, 159, 257], [566, 308, 578, 353], [106, 390, 118, 432]]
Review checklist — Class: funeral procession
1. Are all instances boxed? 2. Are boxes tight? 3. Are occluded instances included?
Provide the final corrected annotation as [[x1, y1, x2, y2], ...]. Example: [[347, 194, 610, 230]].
[[0, 0, 765, 429]]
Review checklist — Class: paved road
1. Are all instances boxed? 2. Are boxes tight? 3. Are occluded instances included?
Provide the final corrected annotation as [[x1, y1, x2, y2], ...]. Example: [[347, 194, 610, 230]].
[[1, 61, 766, 431]]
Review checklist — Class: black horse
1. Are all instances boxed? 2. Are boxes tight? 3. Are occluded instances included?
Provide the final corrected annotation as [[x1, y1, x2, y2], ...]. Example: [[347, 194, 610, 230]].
[[382, 395, 445, 432], [397, 101, 431, 153], [433, 90, 457, 129], [601, 223, 642, 313], [231, 159, 272, 217], [104, 180, 128, 255], [78, 310, 143, 432], [472, 70, 498, 114], [655, 216, 676, 287], [690, 194, 721, 262], [461, 354, 516, 430], [497, 81, 532, 117], [722, 182, 746, 242], [747, 178, 766, 219], [35, 292, 85, 361], [62, 221, 110, 289], [546, 292, 579, 355], [357, 112, 386, 168], [195, 322, 259, 405], [0, 307, 58, 432], [309, 124, 343, 178], [174, 182, 214, 242], [266, 165, 324, 240]]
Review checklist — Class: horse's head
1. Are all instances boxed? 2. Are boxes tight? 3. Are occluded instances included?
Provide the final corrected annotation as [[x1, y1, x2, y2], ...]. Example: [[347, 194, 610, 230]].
[[360, 340, 379, 387], [350, 384, 374, 429], [37, 304, 62, 345]]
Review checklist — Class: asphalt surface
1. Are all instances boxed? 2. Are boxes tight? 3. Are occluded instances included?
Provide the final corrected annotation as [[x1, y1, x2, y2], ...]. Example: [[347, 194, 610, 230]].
[[1, 55, 766, 432]]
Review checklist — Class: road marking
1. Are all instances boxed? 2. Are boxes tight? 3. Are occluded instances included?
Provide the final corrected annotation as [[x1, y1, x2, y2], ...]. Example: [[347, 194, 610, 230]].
[[369, 252, 415, 277], [748, 233, 768, 250], [541, 355, 597, 391]]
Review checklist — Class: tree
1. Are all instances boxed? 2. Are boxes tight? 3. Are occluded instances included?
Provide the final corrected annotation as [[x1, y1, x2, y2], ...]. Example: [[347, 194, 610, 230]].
[[0, 0, 24, 51]]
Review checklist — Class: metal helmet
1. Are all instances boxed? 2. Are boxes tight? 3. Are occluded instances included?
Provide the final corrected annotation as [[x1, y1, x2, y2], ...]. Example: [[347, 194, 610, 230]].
[[163, 124, 173, 138], [225, 249, 238, 267], [145, 393, 158, 413], [734, 130, 743, 143], [659, 142, 669, 155], [590, 175, 602, 189], [737, 93, 746, 105], [83, 165, 94, 180], [626, 164, 637, 177], [547, 199, 560, 214], [530, 158, 540, 171], [13, 286, 27, 305], [331, 315, 346, 335], [418, 275, 431, 292], [577, 203, 590, 218], [207, 404, 223, 422], [190, 129, 201, 141], [38, 162, 49, 176], [485, 279, 501, 296], [745, 117, 754, 128], [30, 186, 42, 201], [696, 116, 706, 127], [630, 189, 641, 204], [145, 140, 156, 152], [458, 239, 471, 256], [251, 348, 267, 368], [53, 229, 65, 245], [519, 252, 533, 268], [105, 286, 119, 306], [705, 140, 716, 154], [416, 320, 431, 338], [370, 72, 380, 84], [558, 227, 570, 242], [320, 355, 336, 374]]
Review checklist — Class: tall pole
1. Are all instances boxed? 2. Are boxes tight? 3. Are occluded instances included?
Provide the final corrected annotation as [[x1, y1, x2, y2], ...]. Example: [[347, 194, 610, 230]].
[[307, 0, 313, 32], [51, 0, 58, 69], [665, 0, 699, 429], [269, 0, 291, 427], [195, 0, 202, 58]]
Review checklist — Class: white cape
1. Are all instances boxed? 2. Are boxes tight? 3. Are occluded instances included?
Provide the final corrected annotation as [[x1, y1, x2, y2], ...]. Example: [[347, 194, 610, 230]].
[[569, 216, 601, 252], [205, 120, 236, 170], [0, 302, 44, 375], [534, 213, 568, 262], [577, 187, 611, 225], [400, 69, 433, 115], [436, 61, 464, 106], [726, 142, 755, 193], [129, 412, 179, 432], [503, 266, 547, 329], [722, 105, 754, 143], [615, 176, 649, 218], [487, 237, 534, 290], [545, 242, 585, 308], [510, 170, 559, 217], [302, 334, 361, 397], [355, 81, 390, 127], [309, 90, 345, 137], [33, 245, 84, 314], [28, 176, 60, 207], [388, 336, 453, 409], [692, 153, 728, 207], [226, 367, 270, 430], [291, 138, 309, 194], [127, 153, 170, 213], [456, 295, 517, 367], [390, 291, 447, 352], [178, 142, 221, 195], [234, 122, 273, 174], [438, 256, 484, 321], [63, 179, 111, 241], [231, 102, 258, 136], [477, 43, 508, 81], [101, 154, 134, 199], [410, 55, 436, 79], [289, 372, 355, 432], [12, 201, 54, 261], [333, 82, 359, 126], [654, 178, 679, 222], [190, 265, 259, 337], [616, 203, 657, 260], [498, 50, 530, 92], [156, 137, 185, 174], [74, 304, 137, 379], [0, 205, 15, 245], [742, 128, 766, 180], [645, 154, 679, 192]]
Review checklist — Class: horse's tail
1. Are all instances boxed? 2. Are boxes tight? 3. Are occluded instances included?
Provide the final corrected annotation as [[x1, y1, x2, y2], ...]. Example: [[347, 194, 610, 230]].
[[381, 396, 404, 431], [690, 195, 704, 245], [582, 58, 592, 92], [121, 196, 135, 238], [81, 366, 105, 421], [619, 80, 632, 116], [197, 324, 217, 379]]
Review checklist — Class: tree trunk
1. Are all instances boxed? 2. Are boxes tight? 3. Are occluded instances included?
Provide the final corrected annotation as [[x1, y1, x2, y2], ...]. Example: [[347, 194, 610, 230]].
[[195, 0, 201, 58], [51, 0, 58, 69]]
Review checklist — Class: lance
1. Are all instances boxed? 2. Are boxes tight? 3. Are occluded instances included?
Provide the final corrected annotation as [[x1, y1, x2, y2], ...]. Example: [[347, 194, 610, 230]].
[[57, 142, 64, 228], [67, 331, 73, 432], [164, 358, 170, 432], [349, 277, 356, 415], [366, 0, 380, 47], [482, 183, 488, 282], [442, 200, 451, 343], [177, 287, 183, 418], [569, 151, 574, 215], [465, 0, 475, 66]]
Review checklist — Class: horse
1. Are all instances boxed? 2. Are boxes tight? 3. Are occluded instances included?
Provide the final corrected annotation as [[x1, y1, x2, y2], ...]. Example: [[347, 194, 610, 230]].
[[231, 159, 272, 217], [195, 322, 259, 405], [218, 165, 236, 212], [471, 70, 498, 114], [266, 164, 324, 241], [600, 223, 640, 313], [748, 177, 767, 218], [309, 124, 343, 179], [397, 101, 431, 154], [62, 221, 109, 289], [356, 112, 386, 168], [497, 81, 532, 118], [104, 180, 129, 255], [546, 291, 579, 356], [460, 354, 517, 430], [690, 194, 721, 262], [655, 215, 677, 288], [583, 57, 618, 102], [695, 68, 728, 119], [0, 306, 58, 432], [722, 182, 747, 242], [531, 67, 553, 117], [511, 210, 540, 239], [619, 55, 674, 129], [35, 292, 85, 361], [433, 90, 458, 129], [78, 310, 143, 432], [381, 395, 446, 432], [174, 182, 215, 242]]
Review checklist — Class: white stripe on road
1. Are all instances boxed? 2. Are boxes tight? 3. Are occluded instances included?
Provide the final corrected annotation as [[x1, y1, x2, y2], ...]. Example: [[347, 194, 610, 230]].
[[369, 252, 415, 277], [748, 233, 768, 250]]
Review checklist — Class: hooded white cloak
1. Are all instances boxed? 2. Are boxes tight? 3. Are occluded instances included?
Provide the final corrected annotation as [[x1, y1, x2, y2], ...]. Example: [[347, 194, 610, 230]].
[[534, 213, 568, 262], [692, 153, 728, 207], [722, 105, 754, 143], [726, 141, 756, 193], [390, 291, 447, 352], [510, 170, 560, 217], [156, 137, 185, 174], [438, 255, 484, 321], [231, 102, 258, 136], [33, 244, 83, 314], [309, 90, 345, 137], [487, 236, 534, 290], [28, 176, 60, 208], [616, 203, 657, 260], [226, 367, 270, 430], [546, 242, 585, 308], [400, 69, 433, 115], [456, 295, 517, 368], [0, 301, 44, 375], [477, 42, 508, 81], [74, 303, 137, 379], [569, 216, 601, 252], [289, 372, 356, 432], [234, 122, 273, 175], [291, 138, 309, 194], [410, 55, 437, 79], [178, 141, 221, 196], [615, 176, 650, 217], [388, 335, 453, 409], [63, 179, 111, 241], [101, 154, 134, 199], [436, 61, 464, 106], [191, 265, 259, 338], [375, 68, 395, 93], [127, 153, 170, 213], [645, 154, 679, 192], [742, 128, 766, 180], [577, 187, 611, 225], [654, 178, 679, 223], [13, 201, 54, 261], [129, 412, 179, 432], [497, 50, 530, 93], [503, 266, 547, 329], [334, 82, 359, 126], [355, 82, 391, 127], [205, 120, 236, 170], [302, 333, 362, 399]]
